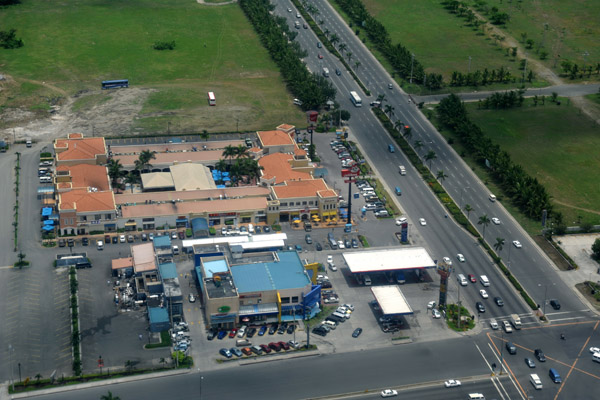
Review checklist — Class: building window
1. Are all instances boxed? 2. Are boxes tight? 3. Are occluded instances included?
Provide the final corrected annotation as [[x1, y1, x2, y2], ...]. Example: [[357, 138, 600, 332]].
[[143, 217, 155, 222], [292, 296, 299, 303], [309, 201, 314, 205], [105, 214, 112, 220], [79, 216, 87, 222], [94, 214, 101, 220], [281, 297, 290, 304], [281, 202, 287, 207], [302, 201, 307, 205], [296, 202, 301, 206]]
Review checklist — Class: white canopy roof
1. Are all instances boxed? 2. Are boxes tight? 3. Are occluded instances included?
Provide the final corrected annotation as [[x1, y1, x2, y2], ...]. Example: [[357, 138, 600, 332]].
[[371, 285, 413, 315], [343, 247, 435, 274]]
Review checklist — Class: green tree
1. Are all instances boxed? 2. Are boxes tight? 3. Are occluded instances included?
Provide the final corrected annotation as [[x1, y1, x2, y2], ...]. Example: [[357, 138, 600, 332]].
[[384, 104, 395, 118], [200, 130, 209, 141], [436, 170, 448, 185], [338, 43, 347, 55], [330, 33, 340, 46], [354, 61, 361, 70], [464, 204, 473, 220], [478, 214, 491, 241], [592, 238, 600, 259], [413, 140, 423, 154], [124, 172, 139, 193], [346, 51, 352, 62], [35, 373, 42, 383], [215, 159, 228, 173], [424, 150, 437, 169], [135, 149, 156, 172], [494, 237, 505, 253], [107, 159, 126, 192], [100, 391, 121, 400], [222, 145, 237, 166]]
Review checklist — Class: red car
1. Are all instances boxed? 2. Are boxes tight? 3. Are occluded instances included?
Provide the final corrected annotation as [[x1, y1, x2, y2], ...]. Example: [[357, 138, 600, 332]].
[[278, 341, 290, 350], [229, 328, 238, 338], [241, 347, 252, 356], [259, 344, 272, 353], [468, 274, 476, 283], [178, 231, 185, 240], [318, 54, 323, 59], [268, 342, 281, 352]]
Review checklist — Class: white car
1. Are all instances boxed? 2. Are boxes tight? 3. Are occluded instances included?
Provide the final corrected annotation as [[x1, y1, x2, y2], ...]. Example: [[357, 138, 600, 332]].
[[380, 389, 398, 398], [119, 234, 126, 243], [513, 240, 522, 248], [237, 325, 247, 337], [480, 289, 489, 299], [419, 218, 426, 226], [188, 293, 196, 303], [456, 253, 465, 262], [490, 319, 499, 330], [492, 217, 501, 225], [343, 303, 355, 311], [328, 262, 337, 271], [442, 256, 453, 265], [337, 240, 345, 249], [503, 320, 513, 333], [432, 309, 441, 319], [287, 7, 292, 12], [296, 13, 301, 18], [395, 217, 407, 226], [444, 379, 461, 388], [327, 255, 333, 264], [427, 301, 436, 309], [317, 274, 329, 281], [590, 347, 600, 354]]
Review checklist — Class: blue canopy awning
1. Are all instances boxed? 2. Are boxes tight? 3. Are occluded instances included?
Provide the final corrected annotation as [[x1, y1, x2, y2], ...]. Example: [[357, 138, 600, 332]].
[[42, 225, 54, 231], [43, 220, 54, 225]]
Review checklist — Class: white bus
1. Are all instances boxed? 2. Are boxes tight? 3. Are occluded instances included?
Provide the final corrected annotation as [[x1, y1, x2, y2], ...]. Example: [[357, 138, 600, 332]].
[[350, 91, 362, 107], [208, 91, 216, 106]]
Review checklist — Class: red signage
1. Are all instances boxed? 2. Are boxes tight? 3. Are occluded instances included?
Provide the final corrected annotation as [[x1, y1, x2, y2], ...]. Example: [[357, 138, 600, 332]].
[[307, 111, 318, 123], [341, 165, 360, 177]]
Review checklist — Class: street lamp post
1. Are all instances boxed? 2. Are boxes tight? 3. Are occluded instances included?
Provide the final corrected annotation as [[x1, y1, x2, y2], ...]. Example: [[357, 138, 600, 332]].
[[538, 283, 555, 316]]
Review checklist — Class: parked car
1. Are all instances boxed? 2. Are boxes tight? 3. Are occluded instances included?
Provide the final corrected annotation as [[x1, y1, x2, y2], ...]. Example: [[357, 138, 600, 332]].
[[287, 324, 296, 334], [259, 344, 272, 354], [312, 326, 327, 336], [219, 348, 232, 358], [207, 330, 216, 340], [288, 340, 300, 349], [278, 341, 290, 350], [432, 309, 441, 319], [230, 347, 243, 357], [188, 293, 196, 303], [268, 324, 278, 335], [229, 328, 238, 338], [258, 325, 267, 336], [351, 238, 358, 248], [352, 328, 363, 338], [217, 330, 227, 340], [119, 234, 126, 243], [268, 342, 281, 352], [112, 236, 118, 244], [81, 237, 89, 246], [58, 239, 66, 247], [305, 234, 313, 244], [141, 233, 148, 241], [237, 325, 247, 338], [315, 242, 323, 251], [241, 347, 253, 356]]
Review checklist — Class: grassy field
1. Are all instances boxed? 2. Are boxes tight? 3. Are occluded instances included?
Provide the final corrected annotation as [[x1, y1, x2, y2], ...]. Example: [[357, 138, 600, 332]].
[[349, 0, 544, 93], [0, 0, 305, 132], [463, 98, 600, 228], [481, 0, 599, 77]]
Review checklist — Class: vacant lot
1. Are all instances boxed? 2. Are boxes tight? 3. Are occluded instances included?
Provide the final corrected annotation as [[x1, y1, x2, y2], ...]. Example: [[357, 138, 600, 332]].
[[0, 0, 305, 133], [360, 0, 519, 81], [465, 98, 600, 227], [483, 0, 599, 76]]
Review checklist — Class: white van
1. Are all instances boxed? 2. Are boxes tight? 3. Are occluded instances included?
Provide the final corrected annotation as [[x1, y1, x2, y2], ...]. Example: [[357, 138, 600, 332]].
[[593, 352, 600, 363], [467, 394, 485, 400], [399, 165, 406, 175], [39, 176, 52, 183], [248, 224, 254, 234], [364, 274, 372, 286], [489, 194, 497, 202], [530, 373, 543, 389], [97, 240, 104, 250], [457, 274, 468, 286], [480, 275, 490, 287]]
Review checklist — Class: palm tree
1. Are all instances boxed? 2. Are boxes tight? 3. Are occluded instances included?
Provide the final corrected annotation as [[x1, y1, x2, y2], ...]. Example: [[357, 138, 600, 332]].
[[159, 357, 167, 369], [377, 94, 387, 105], [330, 33, 340, 46], [494, 237, 505, 253], [464, 204, 473, 220], [354, 61, 361, 70], [346, 51, 352, 62], [124, 172, 139, 193], [222, 145, 237, 166], [35, 373, 42, 383], [384, 104, 395, 118], [107, 159, 126, 192], [413, 140, 423, 154], [324, 28, 330, 37], [136, 149, 156, 172], [215, 159, 228, 173], [200, 130, 209, 141], [125, 360, 134, 373], [436, 170, 448, 185], [235, 145, 250, 159], [478, 214, 491, 241], [338, 43, 347, 54], [403, 127, 412, 141], [424, 150, 437, 169], [100, 391, 121, 400]]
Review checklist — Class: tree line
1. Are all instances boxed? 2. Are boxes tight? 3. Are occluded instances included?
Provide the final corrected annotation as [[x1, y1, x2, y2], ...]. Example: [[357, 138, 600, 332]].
[[437, 94, 553, 220], [240, 0, 336, 111], [477, 90, 524, 109], [333, 0, 443, 90]]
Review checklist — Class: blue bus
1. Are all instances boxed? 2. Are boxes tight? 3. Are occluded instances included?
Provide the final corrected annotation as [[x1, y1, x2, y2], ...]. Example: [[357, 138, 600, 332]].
[[101, 79, 129, 90]]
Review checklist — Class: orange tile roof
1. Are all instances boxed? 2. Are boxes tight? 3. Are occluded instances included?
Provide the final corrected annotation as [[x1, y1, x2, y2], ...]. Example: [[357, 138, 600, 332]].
[[277, 123, 295, 132], [58, 188, 115, 213], [109, 140, 245, 155], [55, 136, 106, 162], [112, 257, 133, 270], [294, 147, 307, 156], [272, 179, 337, 199], [120, 197, 267, 218], [257, 130, 295, 146], [114, 186, 270, 205], [56, 164, 110, 191], [258, 153, 311, 184]]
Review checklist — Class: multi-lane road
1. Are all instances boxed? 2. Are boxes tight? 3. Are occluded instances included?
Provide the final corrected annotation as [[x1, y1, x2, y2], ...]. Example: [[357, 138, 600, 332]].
[[277, 0, 591, 323]]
